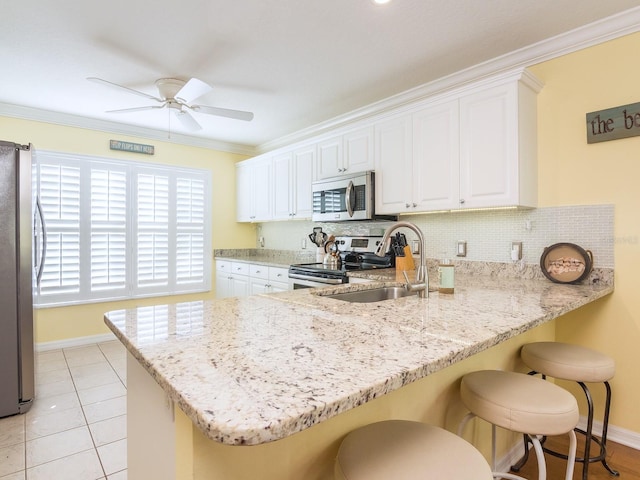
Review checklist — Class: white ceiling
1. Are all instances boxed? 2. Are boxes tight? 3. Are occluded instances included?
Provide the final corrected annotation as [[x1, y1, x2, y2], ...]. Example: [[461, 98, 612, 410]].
[[1, 0, 639, 152]]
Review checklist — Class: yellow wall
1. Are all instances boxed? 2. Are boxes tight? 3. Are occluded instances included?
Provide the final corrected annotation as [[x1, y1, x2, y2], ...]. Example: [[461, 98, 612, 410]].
[[184, 322, 555, 480], [0, 116, 256, 343], [529, 32, 640, 433]]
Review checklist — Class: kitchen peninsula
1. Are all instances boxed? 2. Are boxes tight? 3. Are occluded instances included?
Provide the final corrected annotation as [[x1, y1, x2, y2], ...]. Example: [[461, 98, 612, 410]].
[[104, 269, 613, 480]]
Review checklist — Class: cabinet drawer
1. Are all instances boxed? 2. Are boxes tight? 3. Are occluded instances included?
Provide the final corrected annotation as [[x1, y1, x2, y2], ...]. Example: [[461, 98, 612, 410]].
[[249, 264, 269, 280], [231, 262, 249, 276], [216, 260, 232, 273], [269, 267, 289, 283]]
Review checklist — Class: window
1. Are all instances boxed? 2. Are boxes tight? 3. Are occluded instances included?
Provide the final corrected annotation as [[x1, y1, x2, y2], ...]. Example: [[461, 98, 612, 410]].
[[35, 151, 212, 306]]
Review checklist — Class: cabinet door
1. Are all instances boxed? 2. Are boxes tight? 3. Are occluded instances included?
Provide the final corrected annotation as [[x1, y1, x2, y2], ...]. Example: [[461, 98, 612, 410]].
[[412, 101, 460, 211], [272, 151, 293, 220], [344, 126, 374, 174], [374, 114, 413, 214], [252, 159, 273, 221], [230, 274, 249, 297], [269, 280, 289, 293], [249, 278, 269, 295], [459, 83, 518, 208], [317, 135, 343, 179], [215, 272, 230, 298], [292, 146, 315, 219], [236, 162, 253, 222]]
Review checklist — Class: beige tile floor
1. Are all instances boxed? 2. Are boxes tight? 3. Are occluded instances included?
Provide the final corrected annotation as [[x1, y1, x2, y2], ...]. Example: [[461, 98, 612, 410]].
[[0, 341, 127, 480]]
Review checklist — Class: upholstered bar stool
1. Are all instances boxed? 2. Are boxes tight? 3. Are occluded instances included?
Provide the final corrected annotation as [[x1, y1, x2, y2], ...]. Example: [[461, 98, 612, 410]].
[[334, 420, 493, 480], [517, 342, 619, 480], [458, 370, 579, 480]]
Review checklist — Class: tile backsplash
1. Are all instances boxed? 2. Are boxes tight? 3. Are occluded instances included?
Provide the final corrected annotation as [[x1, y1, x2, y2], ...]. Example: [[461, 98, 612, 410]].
[[256, 204, 614, 269]]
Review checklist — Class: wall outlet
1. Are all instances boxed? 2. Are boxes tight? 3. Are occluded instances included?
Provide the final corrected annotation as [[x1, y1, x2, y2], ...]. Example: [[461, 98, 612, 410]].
[[511, 241, 522, 261], [456, 241, 467, 257], [411, 240, 420, 254], [301, 237, 306, 249]]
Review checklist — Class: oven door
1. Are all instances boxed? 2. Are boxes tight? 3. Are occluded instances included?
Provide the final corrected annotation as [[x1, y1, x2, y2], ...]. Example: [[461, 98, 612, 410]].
[[290, 277, 333, 289]]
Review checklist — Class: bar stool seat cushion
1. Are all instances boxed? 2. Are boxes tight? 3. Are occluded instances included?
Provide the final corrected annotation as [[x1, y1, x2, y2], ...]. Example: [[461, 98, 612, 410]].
[[461, 370, 579, 437], [521, 342, 615, 383], [335, 420, 493, 480]]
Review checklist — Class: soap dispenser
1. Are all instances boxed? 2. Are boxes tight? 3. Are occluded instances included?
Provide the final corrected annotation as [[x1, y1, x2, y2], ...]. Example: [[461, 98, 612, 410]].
[[438, 257, 454, 294]]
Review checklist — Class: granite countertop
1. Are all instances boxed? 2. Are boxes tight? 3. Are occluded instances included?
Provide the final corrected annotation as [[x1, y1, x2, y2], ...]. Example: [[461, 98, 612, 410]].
[[104, 271, 613, 446]]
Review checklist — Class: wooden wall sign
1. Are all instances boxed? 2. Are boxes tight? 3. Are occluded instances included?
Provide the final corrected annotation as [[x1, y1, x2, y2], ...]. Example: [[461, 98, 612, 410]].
[[586, 101, 640, 144], [110, 140, 155, 155]]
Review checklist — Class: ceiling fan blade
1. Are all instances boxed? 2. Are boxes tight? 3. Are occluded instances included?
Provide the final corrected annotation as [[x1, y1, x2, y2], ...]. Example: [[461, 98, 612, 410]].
[[106, 105, 165, 114], [174, 110, 202, 131], [176, 78, 212, 104], [87, 77, 163, 102], [191, 105, 254, 122]]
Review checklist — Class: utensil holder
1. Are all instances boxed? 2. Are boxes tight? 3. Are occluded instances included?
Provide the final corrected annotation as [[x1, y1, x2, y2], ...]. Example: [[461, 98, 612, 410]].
[[395, 246, 415, 272]]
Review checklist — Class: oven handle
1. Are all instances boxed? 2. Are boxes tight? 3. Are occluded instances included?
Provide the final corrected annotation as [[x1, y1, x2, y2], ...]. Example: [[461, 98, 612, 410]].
[[288, 273, 345, 285], [345, 180, 355, 218]]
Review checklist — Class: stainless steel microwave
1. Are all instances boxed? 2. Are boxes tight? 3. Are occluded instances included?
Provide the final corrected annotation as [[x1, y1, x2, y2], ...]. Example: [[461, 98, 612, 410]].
[[312, 171, 395, 222]]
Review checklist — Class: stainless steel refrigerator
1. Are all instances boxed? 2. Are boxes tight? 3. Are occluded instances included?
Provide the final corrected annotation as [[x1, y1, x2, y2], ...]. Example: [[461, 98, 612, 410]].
[[0, 140, 44, 417]]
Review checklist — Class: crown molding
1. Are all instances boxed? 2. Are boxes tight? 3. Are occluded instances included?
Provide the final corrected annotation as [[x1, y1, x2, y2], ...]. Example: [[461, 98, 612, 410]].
[[0, 102, 257, 156], [3, 6, 639, 157], [258, 6, 640, 153]]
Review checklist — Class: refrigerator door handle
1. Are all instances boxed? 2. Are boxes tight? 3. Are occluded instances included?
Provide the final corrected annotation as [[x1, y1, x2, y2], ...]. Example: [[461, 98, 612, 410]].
[[34, 196, 46, 287]]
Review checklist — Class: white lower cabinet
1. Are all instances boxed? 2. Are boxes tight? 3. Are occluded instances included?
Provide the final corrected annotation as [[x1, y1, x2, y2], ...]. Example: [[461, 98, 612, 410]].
[[249, 264, 289, 295], [216, 260, 290, 298], [215, 261, 250, 299]]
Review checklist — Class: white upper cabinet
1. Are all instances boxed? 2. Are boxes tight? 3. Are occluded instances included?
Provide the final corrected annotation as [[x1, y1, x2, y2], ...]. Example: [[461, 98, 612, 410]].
[[317, 126, 374, 179], [272, 145, 315, 220], [458, 78, 538, 209], [374, 113, 413, 214], [237, 69, 541, 221], [343, 126, 374, 175], [375, 100, 460, 214], [236, 156, 272, 222], [317, 135, 343, 179], [412, 100, 460, 211]]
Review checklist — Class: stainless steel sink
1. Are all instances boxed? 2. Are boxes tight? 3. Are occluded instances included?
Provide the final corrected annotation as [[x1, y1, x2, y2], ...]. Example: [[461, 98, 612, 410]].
[[322, 286, 417, 303]]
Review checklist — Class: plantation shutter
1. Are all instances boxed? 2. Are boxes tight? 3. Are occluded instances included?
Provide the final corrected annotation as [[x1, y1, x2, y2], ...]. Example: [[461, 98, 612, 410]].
[[176, 176, 205, 285], [38, 162, 81, 296], [90, 166, 127, 293], [136, 172, 170, 290], [34, 151, 212, 307]]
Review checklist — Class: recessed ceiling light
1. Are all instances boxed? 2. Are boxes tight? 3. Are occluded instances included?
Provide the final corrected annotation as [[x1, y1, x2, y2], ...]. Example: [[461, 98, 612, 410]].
[[371, 0, 393, 5]]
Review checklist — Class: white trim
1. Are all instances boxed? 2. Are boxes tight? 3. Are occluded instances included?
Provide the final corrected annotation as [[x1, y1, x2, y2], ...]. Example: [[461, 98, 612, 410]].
[[495, 416, 640, 473], [576, 416, 640, 451], [0, 103, 256, 156], [2, 8, 640, 154], [36, 332, 118, 352], [257, 6, 640, 152]]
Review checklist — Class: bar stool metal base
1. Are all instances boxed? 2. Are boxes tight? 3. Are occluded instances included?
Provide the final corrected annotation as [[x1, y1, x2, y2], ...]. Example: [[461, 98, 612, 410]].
[[511, 375, 619, 480]]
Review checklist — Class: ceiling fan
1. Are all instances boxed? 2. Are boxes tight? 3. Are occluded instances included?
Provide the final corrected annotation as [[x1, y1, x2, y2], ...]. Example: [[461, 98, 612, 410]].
[[87, 76, 254, 131]]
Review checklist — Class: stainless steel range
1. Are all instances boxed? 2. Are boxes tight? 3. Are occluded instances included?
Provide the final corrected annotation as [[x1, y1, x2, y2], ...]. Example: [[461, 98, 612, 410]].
[[288, 235, 393, 289]]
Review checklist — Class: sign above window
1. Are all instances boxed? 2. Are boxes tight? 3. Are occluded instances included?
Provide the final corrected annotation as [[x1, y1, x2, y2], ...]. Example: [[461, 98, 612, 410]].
[[110, 140, 155, 155]]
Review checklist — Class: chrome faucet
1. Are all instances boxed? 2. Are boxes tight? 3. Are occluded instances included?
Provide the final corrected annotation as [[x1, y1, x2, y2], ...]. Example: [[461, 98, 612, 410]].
[[375, 221, 429, 298]]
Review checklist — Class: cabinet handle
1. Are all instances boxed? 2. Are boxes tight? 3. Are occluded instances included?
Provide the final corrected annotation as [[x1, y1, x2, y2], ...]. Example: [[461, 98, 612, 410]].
[[412, 203, 417, 208], [460, 199, 465, 204], [405, 203, 410, 208]]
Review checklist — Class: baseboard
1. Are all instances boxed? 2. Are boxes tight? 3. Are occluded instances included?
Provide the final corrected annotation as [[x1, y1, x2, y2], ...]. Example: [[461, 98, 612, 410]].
[[36, 332, 118, 352], [496, 416, 640, 473], [576, 416, 640, 450]]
